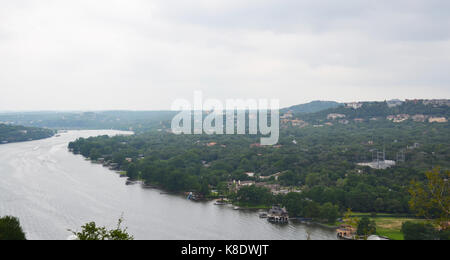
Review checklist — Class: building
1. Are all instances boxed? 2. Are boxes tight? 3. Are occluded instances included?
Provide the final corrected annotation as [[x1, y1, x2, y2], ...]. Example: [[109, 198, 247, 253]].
[[387, 99, 404, 108], [280, 112, 293, 119], [259, 172, 283, 181], [412, 114, 427, 122], [327, 113, 346, 120], [422, 99, 450, 107], [244, 172, 255, 178], [357, 160, 396, 170], [345, 102, 363, 109], [267, 205, 289, 224], [428, 117, 447, 123], [387, 114, 410, 123], [337, 225, 357, 240], [407, 143, 421, 150], [290, 119, 308, 127]]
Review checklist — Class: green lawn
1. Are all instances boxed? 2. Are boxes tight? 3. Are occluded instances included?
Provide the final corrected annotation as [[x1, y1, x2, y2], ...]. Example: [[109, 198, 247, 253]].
[[351, 214, 427, 240], [376, 228, 404, 240]]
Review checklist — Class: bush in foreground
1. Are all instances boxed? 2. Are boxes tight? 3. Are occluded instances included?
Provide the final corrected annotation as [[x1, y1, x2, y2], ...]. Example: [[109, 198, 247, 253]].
[[70, 217, 134, 240], [0, 216, 27, 240]]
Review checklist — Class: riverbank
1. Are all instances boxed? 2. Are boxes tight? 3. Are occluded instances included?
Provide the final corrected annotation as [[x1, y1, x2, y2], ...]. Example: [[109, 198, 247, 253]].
[[0, 127, 57, 145], [84, 154, 420, 240]]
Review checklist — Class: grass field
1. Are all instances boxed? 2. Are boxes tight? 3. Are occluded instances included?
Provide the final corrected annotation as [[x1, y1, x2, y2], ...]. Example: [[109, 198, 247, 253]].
[[352, 213, 427, 240]]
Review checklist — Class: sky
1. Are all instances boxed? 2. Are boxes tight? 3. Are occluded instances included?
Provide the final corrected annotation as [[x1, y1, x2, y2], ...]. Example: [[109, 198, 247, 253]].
[[0, 0, 450, 111]]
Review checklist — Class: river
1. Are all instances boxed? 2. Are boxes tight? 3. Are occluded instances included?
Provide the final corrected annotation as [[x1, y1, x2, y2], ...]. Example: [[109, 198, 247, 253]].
[[0, 130, 337, 240]]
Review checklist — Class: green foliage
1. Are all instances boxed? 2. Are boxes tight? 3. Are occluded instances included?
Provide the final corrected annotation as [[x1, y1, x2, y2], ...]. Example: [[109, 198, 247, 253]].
[[357, 217, 377, 238], [0, 216, 26, 240], [236, 186, 273, 206], [126, 163, 139, 180], [70, 218, 134, 241], [0, 124, 54, 144], [66, 104, 450, 216], [409, 168, 449, 229], [281, 192, 340, 223], [320, 203, 340, 224], [401, 221, 438, 240]]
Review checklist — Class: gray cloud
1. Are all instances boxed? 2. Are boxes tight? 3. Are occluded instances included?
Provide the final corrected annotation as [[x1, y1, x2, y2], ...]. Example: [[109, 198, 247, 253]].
[[0, 0, 449, 110]]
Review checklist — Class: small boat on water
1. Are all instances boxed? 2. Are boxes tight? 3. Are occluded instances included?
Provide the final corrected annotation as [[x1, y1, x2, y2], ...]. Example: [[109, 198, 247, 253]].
[[233, 206, 240, 210], [214, 201, 227, 205], [259, 213, 268, 218]]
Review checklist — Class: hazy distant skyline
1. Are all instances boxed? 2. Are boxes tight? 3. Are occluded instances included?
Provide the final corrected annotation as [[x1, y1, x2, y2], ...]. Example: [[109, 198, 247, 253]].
[[1, 0, 450, 111]]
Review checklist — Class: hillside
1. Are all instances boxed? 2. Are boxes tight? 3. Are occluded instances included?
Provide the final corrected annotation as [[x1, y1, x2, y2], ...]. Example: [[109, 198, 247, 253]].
[[282, 101, 341, 114], [0, 124, 55, 144], [287, 99, 450, 124]]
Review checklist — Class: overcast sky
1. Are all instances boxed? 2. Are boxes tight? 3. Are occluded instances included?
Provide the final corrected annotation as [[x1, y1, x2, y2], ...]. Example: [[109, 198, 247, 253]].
[[1, 0, 449, 111]]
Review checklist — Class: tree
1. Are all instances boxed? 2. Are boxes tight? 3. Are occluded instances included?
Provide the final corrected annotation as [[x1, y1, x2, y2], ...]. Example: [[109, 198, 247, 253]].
[[237, 186, 273, 206], [282, 192, 306, 217], [217, 182, 229, 196], [401, 222, 438, 240], [70, 217, 133, 240], [199, 179, 211, 196], [126, 163, 139, 180], [343, 209, 359, 227], [356, 217, 376, 239], [304, 201, 321, 219], [409, 168, 449, 230], [320, 203, 340, 224], [0, 216, 26, 240]]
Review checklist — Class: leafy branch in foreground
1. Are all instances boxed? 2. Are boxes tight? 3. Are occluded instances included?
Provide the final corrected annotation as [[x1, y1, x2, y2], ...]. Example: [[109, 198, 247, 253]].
[[409, 168, 449, 230], [70, 217, 134, 240]]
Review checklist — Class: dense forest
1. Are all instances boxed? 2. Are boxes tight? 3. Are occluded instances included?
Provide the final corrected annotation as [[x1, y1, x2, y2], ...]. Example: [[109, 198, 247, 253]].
[[68, 108, 449, 217], [0, 124, 54, 144]]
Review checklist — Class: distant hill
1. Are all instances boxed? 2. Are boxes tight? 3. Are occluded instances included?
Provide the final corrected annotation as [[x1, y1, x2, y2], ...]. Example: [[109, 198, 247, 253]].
[[282, 101, 341, 114], [0, 124, 55, 144], [297, 99, 450, 123], [0, 111, 176, 133]]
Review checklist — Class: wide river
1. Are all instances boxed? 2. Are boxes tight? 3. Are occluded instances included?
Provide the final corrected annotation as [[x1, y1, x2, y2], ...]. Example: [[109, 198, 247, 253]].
[[0, 130, 337, 240]]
